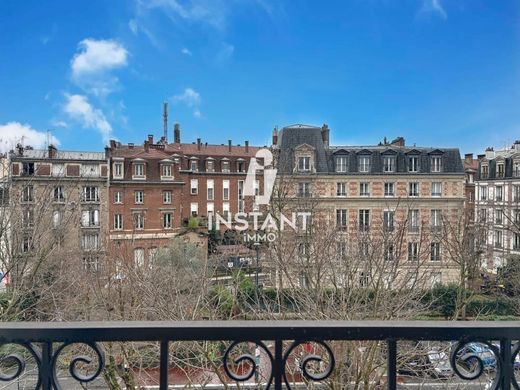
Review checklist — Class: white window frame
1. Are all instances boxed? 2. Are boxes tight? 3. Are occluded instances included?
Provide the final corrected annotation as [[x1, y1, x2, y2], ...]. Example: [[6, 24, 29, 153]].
[[134, 190, 144, 204]]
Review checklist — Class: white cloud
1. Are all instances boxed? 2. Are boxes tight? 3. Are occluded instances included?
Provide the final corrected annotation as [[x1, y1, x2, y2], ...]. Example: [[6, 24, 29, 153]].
[[0, 122, 60, 153], [172, 88, 202, 118], [70, 39, 129, 96], [420, 0, 447, 20], [50, 120, 68, 128], [128, 19, 139, 35], [181, 47, 192, 56], [63, 94, 113, 144]]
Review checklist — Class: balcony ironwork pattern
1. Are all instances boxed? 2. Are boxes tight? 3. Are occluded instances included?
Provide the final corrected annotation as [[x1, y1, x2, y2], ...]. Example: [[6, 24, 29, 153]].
[[0, 321, 519, 389]]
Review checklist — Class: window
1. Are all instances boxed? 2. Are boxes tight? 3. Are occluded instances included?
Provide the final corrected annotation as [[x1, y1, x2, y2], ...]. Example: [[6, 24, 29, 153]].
[[408, 156, 419, 172], [480, 186, 488, 201], [384, 244, 394, 261], [337, 241, 347, 259], [408, 242, 419, 261], [114, 214, 123, 230], [163, 191, 172, 204], [190, 160, 198, 172], [163, 213, 172, 229], [83, 256, 99, 271], [514, 185, 520, 203], [81, 210, 99, 227], [23, 208, 34, 227], [481, 164, 489, 179], [336, 182, 346, 197], [359, 156, 370, 173], [409, 209, 419, 232], [430, 272, 442, 287], [431, 182, 442, 197], [254, 180, 260, 196], [133, 163, 145, 177], [83, 186, 99, 202], [134, 248, 145, 267], [431, 209, 442, 232], [22, 162, 35, 176], [335, 156, 347, 173], [479, 209, 488, 223], [409, 182, 419, 197], [382, 156, 395, 172], [384, 182, 394, 197], [494, 230, 503, 248], [514, 233, 520, 250], [298, 273, 309, 288], [514, 161, 520, 178], [359, 209, 370, 231], [54, 186, 65, 202], [515, 209, 520, 225], [190, 203, 198, 217], [81, 234, 99, 251], [22, 185, 34, 202], [134, 190, 144, 204], [21, 235, 32, 253], [497, 163, 505, 178], [206, 160, 215, 173], [238, 181, 244, 212], [149, 247, 158, 263], [161, 164, 173, 178], [495, 186, 503, 202], [298, 182, 311, 197], [207, 179, 214, 200], [430, 243, 441, 261], [223, 180, 230, 200], [113, 162, 123, 178], [359, 272, 370, 288], [383, 210, 394, 232], [237, 161, 246, 173], [495, 209, 503, 225], [190, 179, 198, 195], [134, 213, 144, 229], [114, 191, 123, 204], [0, 186, 8, 206], [52, 210, 63, 228], [207, 202, 214, 215], [222, 160, 230, 173], [431, 156, 442, 172], [223, 202, 230, 216], [298, 157, 311, 172], [336, 209, 348, 230], [360, 182, 370, 196]]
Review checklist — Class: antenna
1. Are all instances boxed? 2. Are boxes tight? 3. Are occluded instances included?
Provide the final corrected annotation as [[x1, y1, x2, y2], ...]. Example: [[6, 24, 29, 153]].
[[163, 102, 168, 143]]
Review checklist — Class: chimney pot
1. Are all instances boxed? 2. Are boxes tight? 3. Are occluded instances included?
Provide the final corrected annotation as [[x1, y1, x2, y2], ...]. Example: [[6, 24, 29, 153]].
[[228, 140, 232, 152], [321, 124, 330, 147], [174, 123, 181, 143], [197, 138, 201, 151], [272, 127, 278, 145], [245, 140, 249, 153], [148, 135, 153, 144]]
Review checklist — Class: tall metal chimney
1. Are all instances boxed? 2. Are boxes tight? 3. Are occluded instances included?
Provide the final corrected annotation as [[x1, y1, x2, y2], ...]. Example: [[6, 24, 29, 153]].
[[163, 102, 168, 143], [174, 123, 181, 143]]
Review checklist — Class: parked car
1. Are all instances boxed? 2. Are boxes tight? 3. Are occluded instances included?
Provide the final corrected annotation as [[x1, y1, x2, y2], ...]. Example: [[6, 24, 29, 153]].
[[452, 342, 497, 371], [397, 349, 453, 378]]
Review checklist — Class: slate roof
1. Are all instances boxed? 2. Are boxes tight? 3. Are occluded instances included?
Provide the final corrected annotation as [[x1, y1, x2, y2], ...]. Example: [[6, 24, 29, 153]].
[[277, 125, 464, 175], [11, 149, 106, 161]]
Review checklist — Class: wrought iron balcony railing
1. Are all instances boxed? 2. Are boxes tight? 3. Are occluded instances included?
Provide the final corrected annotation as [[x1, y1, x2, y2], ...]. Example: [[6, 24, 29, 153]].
[[0, 321, 519, 389]]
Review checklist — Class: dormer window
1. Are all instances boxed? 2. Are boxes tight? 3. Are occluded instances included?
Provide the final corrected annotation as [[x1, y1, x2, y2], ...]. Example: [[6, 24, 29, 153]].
[[222, 160, 230, 173], [298, 157, 311, 172], [408, 156, 419, 172], [431, 156, 442, 172], [161, 163, 173, 179], [382, 156, 396, 173], [481, 164, 489, 179], [497, 162, 505, 178], [359, 156, 370, 173], [335, 156, 347, 173], [133, 163, 145, 178], [113, 162, 123, 178], [206, 159, 215, 173], [237, 160, 246, 173], [190, 159, 198, 172]]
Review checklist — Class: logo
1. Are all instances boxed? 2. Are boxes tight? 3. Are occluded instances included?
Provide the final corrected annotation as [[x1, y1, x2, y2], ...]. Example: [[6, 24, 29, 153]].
[[243, 149, 277, 205]]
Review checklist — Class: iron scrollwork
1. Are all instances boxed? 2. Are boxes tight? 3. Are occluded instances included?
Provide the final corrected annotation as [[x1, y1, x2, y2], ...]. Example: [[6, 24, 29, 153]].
[[0, 342, 41, 388]]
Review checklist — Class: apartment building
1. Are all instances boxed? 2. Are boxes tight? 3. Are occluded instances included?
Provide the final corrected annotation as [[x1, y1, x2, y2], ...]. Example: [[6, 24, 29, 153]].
[[475, 142, 520, 273], [8, 144, 109, 273], [271, 124, 466, 288], [106, 126, 259, 267]]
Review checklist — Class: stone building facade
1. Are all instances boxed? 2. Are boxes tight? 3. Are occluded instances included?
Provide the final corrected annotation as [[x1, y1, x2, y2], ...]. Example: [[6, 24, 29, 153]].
[[475, 142, 520, 273]]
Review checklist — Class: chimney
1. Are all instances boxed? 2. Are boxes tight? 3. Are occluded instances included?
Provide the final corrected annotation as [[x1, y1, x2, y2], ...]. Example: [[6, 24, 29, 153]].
[[485, 147, 494, 159], [391, 137, 405, 147], [48, 144, 57, 158], [163, 102, 168, 143], [477, 154, 485, 161], [464, 153, 474, 165], [245, 140, 249, 153], [109, 140, 117, 150], [272, 127, 278, 145], [16, 143, 23, 156], [197, 138, 201, 151], [174, 123, 181, 144], [148, 134, 154, 144], [144, 140, 150, 152], [321, 124, 330, 148], [128, 143, 134, 149], [228, 140, 232, 153]]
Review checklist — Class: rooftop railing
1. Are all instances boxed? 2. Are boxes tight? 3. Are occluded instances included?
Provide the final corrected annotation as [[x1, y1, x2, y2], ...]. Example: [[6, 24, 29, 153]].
[[0, 321, 519, 389]]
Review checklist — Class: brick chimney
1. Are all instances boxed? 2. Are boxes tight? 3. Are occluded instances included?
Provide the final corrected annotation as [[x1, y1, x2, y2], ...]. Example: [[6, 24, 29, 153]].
[[174, 123, 181, 144], [144, 140, 150, 152], [321, 124, 330, 148], [391, 137, 405, 147], [272, 127, 278, 145], [48, 144, 57, 158], [464, 153, 474, 165], [245, 140, 249, 153], [228, 140, 232, 153], [197, 138, 201, 151], [148, 135, 154, 144]]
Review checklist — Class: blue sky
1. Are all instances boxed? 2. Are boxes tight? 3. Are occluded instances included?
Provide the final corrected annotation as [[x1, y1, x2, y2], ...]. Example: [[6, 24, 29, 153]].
[[0, 0, 519, 155]]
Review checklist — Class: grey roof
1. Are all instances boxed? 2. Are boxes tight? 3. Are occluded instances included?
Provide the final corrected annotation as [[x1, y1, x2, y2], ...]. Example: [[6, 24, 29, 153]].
[[277, 125, 464, 175], [11, 149, 106, 161]]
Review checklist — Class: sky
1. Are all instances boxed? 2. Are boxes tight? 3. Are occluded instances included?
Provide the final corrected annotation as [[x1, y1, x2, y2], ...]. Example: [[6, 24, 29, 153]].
[[0, 0, 519, 155]]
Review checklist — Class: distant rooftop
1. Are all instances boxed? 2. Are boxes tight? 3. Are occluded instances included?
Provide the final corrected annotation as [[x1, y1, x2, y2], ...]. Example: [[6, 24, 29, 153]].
[[11, 148, 106, 161]]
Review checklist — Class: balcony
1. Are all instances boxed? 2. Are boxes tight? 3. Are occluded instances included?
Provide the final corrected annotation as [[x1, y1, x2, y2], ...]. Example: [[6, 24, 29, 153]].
[[0, 321, 519, 389]]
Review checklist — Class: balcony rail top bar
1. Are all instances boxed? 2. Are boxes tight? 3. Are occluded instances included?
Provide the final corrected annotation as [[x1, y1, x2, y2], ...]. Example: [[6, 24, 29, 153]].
[[1, 320, 520, 343]]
